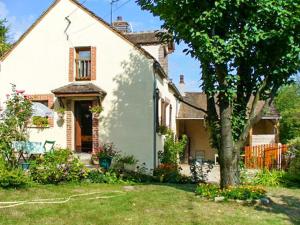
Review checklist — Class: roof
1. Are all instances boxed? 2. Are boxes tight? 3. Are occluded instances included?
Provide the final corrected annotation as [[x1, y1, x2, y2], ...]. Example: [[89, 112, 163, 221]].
[[178, 92, 280, 119], [51, 83, 106, 97], [125, 31, 175, 52], [0, 0, 180, 97], [0, 0, 155, 61]]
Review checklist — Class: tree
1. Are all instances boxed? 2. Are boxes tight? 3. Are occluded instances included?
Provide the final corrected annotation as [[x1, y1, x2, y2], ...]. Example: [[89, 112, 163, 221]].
[[0, 18, 10, 57], [136, 0, 300, 188], [275, 82, 300, 143]]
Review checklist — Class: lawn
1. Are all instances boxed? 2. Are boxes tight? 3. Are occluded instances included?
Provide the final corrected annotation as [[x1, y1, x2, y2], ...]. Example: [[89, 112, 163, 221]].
[[0, 183, 299, 225]]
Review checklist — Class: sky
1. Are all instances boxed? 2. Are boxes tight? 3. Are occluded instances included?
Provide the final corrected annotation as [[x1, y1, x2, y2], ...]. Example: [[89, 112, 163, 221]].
[[0, 0, 202, 91]]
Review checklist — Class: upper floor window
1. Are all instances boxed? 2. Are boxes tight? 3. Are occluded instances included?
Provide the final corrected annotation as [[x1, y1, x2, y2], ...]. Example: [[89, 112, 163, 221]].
[[76, 47, 91, 80]]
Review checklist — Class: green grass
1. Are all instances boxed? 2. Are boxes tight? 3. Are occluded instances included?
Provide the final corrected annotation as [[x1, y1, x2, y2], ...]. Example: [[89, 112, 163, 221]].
[[0, 183, 299, 225]]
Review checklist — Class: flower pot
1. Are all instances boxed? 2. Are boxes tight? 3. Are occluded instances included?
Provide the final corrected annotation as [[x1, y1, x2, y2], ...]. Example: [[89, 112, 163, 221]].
[[21, 162, 30, 170], [57, 113, 64, 119], [124, 163, 137, 171], [93, 113, 100, 119], [99, 157, 112, 170]]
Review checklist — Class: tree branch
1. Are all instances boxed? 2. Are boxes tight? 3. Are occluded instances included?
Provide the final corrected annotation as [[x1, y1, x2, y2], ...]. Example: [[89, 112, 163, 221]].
[[176, 96, 208, 115]]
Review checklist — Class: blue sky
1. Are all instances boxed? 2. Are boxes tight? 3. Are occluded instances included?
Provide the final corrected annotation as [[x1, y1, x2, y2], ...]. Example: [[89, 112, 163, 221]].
[[0, 0, 201, 91]]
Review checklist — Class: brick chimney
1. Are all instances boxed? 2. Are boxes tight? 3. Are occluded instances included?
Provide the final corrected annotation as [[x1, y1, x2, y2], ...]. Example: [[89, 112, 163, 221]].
[[112, 16, 131, 33], [179, 74, 185, 96]]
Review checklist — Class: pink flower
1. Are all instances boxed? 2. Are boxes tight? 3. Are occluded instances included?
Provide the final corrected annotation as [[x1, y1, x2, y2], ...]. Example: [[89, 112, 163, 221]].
[[16, 90, 25, 94]]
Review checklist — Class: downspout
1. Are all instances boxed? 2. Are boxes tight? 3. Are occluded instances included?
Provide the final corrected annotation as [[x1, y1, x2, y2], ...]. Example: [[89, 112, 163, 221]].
[[64, 16, 71, 40], [152, 62, 158, 169]]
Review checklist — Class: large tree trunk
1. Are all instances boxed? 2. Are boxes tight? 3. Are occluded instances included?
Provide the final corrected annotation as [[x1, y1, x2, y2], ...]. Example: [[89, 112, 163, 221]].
[[219, 96, 240, 189]]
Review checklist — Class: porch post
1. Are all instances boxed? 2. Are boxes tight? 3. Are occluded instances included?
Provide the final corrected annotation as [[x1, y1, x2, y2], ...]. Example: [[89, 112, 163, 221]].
[[92, 100, 99, 154]]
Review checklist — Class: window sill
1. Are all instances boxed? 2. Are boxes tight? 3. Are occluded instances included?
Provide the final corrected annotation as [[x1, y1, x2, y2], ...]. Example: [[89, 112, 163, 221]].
[[75, 77, 92, 81]]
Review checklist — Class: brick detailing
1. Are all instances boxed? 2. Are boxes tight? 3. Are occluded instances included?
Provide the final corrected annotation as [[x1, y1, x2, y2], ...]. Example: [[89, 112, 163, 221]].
[[66, 100, 72, 150], [30, 94, 54, 127], [92, 100, 99, 154], [158, 45, 168, 75], [69, 48, 74, 82], [91, 47, 97, 80]]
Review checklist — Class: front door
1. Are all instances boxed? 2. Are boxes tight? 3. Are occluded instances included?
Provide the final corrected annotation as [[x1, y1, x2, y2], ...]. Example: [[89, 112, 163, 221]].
[[75, 101, 93, 153]]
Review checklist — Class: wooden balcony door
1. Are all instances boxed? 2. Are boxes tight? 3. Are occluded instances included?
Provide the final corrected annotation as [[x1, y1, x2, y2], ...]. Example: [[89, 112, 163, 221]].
[[75, 101, 93, 153]]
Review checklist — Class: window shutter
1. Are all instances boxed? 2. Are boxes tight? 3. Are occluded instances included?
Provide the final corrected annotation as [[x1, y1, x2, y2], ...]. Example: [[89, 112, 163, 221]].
[[69, 48, 74, 82], [91, 47, 96, 80]]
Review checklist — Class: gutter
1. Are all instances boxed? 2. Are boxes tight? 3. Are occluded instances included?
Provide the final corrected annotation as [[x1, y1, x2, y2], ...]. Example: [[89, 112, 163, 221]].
[[152, 62, 158, 169]]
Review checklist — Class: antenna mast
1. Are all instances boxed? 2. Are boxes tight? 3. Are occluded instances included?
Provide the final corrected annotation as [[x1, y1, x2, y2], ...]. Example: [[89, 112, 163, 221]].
[[110, 0, 120, 25]]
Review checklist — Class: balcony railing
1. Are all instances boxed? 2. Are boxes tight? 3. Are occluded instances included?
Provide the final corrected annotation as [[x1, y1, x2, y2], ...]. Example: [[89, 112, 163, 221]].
[[76, 59, 91, 80]]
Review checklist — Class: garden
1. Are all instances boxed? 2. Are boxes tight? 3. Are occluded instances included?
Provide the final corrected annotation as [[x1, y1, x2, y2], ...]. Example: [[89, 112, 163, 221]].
[[0, 86, 300, 225]]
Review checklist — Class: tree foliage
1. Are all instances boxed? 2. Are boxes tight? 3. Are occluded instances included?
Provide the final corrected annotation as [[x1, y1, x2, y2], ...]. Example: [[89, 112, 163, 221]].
[[275, 82, 300, 143], [137, 0, 300, 187], [0, 19, 10, 57]]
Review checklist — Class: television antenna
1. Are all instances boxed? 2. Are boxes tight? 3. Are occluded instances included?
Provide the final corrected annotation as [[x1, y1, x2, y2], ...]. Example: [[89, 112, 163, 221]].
[[110, 0, 120, 25]]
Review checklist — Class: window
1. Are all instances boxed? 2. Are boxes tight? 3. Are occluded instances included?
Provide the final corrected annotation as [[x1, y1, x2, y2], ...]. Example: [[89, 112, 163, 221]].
[[169, 104, 172, 128], [76, 47, 91, 80], [161, 99, 168, 126]]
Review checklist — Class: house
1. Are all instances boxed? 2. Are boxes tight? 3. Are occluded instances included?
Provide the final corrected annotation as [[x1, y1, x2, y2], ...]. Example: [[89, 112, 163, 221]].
[[0, 0, 180, 169], [0, 0, 280, 169], [176, 76, 280, 163]]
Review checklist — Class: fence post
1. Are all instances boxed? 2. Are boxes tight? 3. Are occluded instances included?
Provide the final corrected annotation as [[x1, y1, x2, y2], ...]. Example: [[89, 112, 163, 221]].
[[278, 143, 282, 169]]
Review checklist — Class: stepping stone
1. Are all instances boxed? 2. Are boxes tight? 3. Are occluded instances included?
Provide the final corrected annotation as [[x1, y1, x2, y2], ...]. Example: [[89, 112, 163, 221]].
[[123, 186, 135, 191]]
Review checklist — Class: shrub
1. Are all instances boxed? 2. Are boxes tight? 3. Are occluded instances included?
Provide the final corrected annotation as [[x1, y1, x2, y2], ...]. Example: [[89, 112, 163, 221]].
[[195, 183, 221, 198], [86, 170, 125, 184], [0, 84, 32, 168], [190, 160, 214, 183], [118, 155, 138, 165], [30, 149, 88, 184], [223, 186, 266, 200], [0, 156, 30, 188], [285, 138, 300, 184], [121, 170, 153, 183], [252, 169, 285, 186], [195, 183, 267, 200], [153, 163, 182, 183], [160, 131, 187, 165]]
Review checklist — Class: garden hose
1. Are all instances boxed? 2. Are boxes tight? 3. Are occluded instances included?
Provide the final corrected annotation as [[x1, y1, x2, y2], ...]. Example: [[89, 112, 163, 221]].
[[0, 190, 126, 209]]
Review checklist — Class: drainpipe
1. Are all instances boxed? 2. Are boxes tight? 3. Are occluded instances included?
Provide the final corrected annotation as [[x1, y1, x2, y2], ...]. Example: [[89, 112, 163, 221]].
[[152, 63, 158, 169]]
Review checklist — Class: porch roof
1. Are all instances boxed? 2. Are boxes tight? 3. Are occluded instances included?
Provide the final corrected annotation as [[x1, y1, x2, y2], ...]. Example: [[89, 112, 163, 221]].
[[51, 83, 106, 97], [178, 92, 280, 120]]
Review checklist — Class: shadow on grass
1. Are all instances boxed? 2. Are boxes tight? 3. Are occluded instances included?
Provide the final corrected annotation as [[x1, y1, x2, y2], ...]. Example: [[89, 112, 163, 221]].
[[140, 182, 197, 193], [253, 193, 300, 224]]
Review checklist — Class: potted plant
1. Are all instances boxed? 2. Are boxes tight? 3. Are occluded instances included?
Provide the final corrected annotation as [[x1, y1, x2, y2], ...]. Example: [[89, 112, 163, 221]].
[[120, 155, 138, 171], [158, 125, 168, 135], [32, 116, 49, 127], [89, 105, 103, 118], [96, 143, 118, 170], [55, 107, 65, 120]]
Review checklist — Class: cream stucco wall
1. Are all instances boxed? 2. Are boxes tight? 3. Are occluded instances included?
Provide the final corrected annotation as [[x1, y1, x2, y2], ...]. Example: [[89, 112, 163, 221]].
[[178, 119, 216, 162], [0, 0, 181, 169]]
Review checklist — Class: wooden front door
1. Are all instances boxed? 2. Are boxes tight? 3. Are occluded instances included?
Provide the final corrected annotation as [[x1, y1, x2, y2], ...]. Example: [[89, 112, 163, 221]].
[[75, 101, 93, 153]]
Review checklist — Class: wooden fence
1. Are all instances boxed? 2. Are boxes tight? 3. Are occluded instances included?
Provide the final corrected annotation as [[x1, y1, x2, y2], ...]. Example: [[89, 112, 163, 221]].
[[244, 144, 288, 170]]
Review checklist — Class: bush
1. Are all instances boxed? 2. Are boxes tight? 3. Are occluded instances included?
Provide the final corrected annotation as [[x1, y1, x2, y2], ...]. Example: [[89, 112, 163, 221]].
[[30, 149, 88, 184], [252, 169, 285, 186], [195, 183, 267, 200], [223, 186, 266, 200], [0, 156, 30, 188], [285, 138, 300, 184], [86, 170, 125, 184], [153, 163, 182, 183], [159, 131, 187, 165], [195, 183, 221, 198]]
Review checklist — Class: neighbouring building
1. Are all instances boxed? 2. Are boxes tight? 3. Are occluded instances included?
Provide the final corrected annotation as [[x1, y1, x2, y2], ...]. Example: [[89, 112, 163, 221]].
[[176, 76, 280, 164]]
